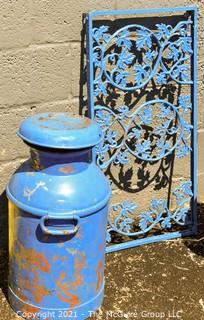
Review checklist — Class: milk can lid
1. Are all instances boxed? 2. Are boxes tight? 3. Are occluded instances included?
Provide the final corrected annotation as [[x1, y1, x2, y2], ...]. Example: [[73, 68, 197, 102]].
[[18, 113, 102, 149]]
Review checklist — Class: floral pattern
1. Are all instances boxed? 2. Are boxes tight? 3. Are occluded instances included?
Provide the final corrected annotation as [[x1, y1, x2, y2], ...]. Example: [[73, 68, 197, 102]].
[[106, 181, 193, 241], [90, 15, 194, 243]]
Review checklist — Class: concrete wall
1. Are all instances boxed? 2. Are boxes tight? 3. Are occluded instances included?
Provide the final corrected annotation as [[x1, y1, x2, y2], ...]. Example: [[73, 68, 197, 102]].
[[0, 0, 203, 230]]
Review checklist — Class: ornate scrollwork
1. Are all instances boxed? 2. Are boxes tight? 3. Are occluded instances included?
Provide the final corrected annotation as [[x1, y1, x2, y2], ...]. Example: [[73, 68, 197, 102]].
[[93, 18, 193, 168], [95, 95, 192, 168], [106, 180, 193, 242], [91, 15, 194, 243], [93, 18, 193, 94]]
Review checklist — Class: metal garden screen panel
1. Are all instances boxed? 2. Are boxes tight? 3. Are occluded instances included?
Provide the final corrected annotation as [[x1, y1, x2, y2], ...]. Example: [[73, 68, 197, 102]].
[[87, 7, 197, 253]]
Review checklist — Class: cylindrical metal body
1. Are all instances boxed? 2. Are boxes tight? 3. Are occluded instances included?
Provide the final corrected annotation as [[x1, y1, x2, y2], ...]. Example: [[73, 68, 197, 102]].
[[7, 113, 111, 320]]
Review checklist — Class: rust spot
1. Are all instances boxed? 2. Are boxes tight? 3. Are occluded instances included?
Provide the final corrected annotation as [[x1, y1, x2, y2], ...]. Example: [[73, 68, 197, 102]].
[[17, 267, 52, 304], [14, 242, 52, 304], [53, 255, 59, 262], [59, 165, 75, 174], [57, 293, 80, 308], [62, 230, 72, 235], [77, 117, 92, 128], [33, 269, 52, 304], [72, 253, 86, 289], [96, 260, 103, 292], [56, 271, 80, 308], [30, 149, 44, 171], [15, 242, 51, 273], [38, 114, 91, 130], [12, 292, 40, 319], [53, 255, 67, 263], [99, 243, 104, 251], [75, 230, 82, 239], [17, 289, 29, 302], [55, 252, 86, 308]]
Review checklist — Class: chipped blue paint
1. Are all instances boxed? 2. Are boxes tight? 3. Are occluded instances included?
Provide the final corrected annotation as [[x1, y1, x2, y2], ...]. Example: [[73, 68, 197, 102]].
[[7, 113, 111, 319]]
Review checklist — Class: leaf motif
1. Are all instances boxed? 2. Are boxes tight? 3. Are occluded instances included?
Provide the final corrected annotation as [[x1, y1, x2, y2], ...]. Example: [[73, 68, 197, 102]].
[[156, 72, 167, 85], [176, 36, 193, 54], [119, 218, 134, 233], [176, 145, 191, 158], [122, 200, 138, 213], [161, 218, 171, 229], [94, 82, 107, 96], [93, 51, 101, 68], [95, 110, 112, 126], [128, 128, 141, 139], [136, 140, 151, 156], [156, 139, 171, 157], [173, 181, 193, 205], [172, 64, 189, 82], [140, 106, 153, 125], [139, 217, 148, 231], [115, 71, 130, 86], [105, 129, 117, 146], [134, 65, 148, 85], [117, 105, 129, 119], [181, 181, 193, 197], [167, 45, 180, 62], [144, 50, 157, 61], [136, 29, 152, 50], [116, 30, 132, 49], [178, 95, 192, 111], [114, 150, 129, 165], [175, 208, 188, 223], [156, 23, 172, 40], [93, 26, 109, 43], [151, 199, 161, 209], [158, 104, 172, 118], [117, 51, 135, 70], [181, 119, 193, 134], [95, 141, 109, 155]]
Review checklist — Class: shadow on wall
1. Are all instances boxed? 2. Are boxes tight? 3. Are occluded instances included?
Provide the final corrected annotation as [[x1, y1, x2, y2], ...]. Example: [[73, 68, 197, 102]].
[[0, 191, 9, 299], [78, 14, 185, 199], [79, 14, 88, 117], [79, 10, 201, 248], [184, 203, 204, 257]]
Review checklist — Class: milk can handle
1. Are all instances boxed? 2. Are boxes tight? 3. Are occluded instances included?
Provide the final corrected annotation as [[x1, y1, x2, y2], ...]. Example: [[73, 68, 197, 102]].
[[40, 214, 80, 236]]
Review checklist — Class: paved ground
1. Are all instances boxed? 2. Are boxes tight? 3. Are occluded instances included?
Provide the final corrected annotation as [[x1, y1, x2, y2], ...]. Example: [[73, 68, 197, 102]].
[[1, 205, 204, 320]]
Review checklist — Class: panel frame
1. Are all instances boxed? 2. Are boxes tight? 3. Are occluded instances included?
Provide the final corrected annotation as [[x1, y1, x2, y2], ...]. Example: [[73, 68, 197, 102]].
[[86, 6, 198, 253]]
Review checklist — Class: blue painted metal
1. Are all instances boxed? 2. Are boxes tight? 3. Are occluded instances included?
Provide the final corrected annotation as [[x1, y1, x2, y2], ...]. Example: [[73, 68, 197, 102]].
[[7, 113, 111, 319], [191, 7, 198, 234], [86, 7, 197, 253], [18, 112, 102, 149]]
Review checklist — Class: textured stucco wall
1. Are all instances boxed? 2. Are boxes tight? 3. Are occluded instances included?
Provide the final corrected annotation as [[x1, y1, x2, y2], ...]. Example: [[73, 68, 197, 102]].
[[0, 0, 203, 225]]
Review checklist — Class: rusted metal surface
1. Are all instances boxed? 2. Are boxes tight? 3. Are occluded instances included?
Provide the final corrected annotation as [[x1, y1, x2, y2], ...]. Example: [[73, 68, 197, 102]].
[[7, 113, 111, 319], [37, 113, 92, 130], [8, 208, 109, 319], [59, 165, 75, 174]]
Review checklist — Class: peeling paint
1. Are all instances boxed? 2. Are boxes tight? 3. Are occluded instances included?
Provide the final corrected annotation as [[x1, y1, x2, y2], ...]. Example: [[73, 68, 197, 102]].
[[96, 261, 103, 292], [12, 242, 52, 305], [56, 271, 80, 308], [66, 248, 79, 255], [72, 252, 86, 289], [59, 165, 75, 174], [23, 181, 48, 201]]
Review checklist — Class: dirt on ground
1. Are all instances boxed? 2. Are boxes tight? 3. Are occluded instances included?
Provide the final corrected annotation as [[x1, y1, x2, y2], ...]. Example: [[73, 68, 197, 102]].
[[1, 205, 204, 320]]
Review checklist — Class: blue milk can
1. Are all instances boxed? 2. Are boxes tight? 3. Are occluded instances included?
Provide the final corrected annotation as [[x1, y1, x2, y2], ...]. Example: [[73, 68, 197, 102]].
[[7, 113, 111, 320]]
